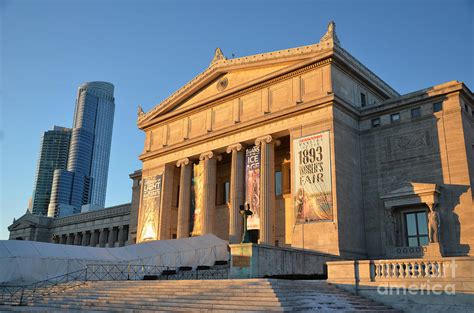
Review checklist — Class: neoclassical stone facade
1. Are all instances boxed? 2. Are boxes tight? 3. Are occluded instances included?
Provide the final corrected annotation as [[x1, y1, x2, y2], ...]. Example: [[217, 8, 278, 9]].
[[136, 22, 474, 259], [8, 170, 142, 247]]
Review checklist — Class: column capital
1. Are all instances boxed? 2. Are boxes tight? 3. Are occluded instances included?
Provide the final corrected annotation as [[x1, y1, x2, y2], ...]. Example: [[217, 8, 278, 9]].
[[226, 143, 243, 154], [255, 135, 280, 147], [176, 157, 190, 167], [199, 151, 222, 161]]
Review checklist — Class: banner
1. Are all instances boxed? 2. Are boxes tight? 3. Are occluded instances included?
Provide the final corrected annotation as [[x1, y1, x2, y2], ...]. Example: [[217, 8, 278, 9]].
[[138, 174, 162, 242], [191, 161, 204, 236], [245, 145, 261, 230], [293, 131, 333, 223]]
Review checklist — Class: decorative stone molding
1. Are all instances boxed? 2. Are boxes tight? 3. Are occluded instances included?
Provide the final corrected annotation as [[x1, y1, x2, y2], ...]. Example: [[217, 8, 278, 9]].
[[255, 135, 281, 147], [381, 182, 440, 210], [199, 151, 222, 161], [226, 143, 243, 154], [210, 48, 227, 65], [176, 157, 190, 167], [320, 21, 340, 45]]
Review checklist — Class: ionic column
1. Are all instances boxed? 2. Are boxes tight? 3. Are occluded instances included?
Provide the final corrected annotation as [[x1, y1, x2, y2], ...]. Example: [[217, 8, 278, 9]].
[[226, 143, 245, 244], [118, 226, 126, 247], [176, 158, 192, 239], [108, 227, 116, 247], [98, 228, 107, 247], [255, 135, 280, 245], [81, 232, 89, 246], [67, 234, 74, 245], [74, 233, 81, 245], [199, 151, 222, 235], [158, 164, 175, 240], [90, 230, 98, 247]]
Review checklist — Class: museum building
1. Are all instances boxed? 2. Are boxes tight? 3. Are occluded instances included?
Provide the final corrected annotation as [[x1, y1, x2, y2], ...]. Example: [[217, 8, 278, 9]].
[[135, 22, 474, 259]]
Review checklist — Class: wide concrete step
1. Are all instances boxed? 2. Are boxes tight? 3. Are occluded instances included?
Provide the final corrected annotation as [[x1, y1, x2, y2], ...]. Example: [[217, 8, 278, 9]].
[[1, 279, 401, 312]]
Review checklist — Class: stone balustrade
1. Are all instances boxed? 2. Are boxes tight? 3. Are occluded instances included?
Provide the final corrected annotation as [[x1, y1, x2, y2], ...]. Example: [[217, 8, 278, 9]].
[[372, 259, 446, 280]]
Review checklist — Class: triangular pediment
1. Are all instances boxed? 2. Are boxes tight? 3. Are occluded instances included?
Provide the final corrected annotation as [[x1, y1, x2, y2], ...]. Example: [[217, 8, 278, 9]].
[[381, 182, 440, 199], [137, 40, 335, 128], [8, 212, 52, 231]]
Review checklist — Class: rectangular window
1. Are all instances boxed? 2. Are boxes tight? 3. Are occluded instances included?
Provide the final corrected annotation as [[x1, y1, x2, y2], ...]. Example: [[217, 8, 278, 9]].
[[411, 107, 421, 119], [275, 171, 282, 196], [360, 93, 367, 107], [405, 211, 428, 247], [176, 185, 180, 207], [371, 118, 380, 128], [390, 113, 400, 123], [433, 102, 443, 112], [224, 181, 230, 204]]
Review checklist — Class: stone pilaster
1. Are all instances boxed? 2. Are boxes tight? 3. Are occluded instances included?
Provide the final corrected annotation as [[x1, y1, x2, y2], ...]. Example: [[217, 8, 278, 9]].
[[255, 135, 280, 245], [199, 151, 222, 235], [176, 158, 192, 239], [226, 143, 245, 244]]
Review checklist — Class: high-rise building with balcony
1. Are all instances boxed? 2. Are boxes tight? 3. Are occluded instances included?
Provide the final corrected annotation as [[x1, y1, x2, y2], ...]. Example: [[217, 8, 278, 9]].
[[48, 81, 115, 217], [31, 126, 72, 216]]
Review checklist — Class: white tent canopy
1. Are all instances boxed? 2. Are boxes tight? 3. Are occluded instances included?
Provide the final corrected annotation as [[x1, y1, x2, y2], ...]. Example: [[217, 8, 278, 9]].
[[0, 234, 229, 285]]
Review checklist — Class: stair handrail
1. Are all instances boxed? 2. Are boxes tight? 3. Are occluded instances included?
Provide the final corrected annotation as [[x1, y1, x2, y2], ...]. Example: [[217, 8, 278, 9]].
[[0, 261, 229, 306]]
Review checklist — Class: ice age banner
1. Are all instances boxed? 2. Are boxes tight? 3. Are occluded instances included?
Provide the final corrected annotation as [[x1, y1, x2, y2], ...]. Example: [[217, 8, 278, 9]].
[[139, 174, 162, 242], [293, 131, 333, 223], [191, 162, 204, 236], [245, 145, 261, 230]]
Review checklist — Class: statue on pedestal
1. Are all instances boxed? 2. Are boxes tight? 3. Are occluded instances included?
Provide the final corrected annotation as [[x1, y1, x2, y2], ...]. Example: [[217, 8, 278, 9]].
[[385, 210, 396, 246], [239, 203, 253, 243], [428, 204, 440, 243]]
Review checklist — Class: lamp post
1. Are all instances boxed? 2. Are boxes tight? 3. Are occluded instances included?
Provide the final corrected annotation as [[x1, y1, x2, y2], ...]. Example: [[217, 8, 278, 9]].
[[239, 203, 253, 243]]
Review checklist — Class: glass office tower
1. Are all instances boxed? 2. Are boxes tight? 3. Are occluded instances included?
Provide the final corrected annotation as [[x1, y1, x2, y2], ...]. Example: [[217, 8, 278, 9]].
[[48, 82, 115, 217], [31, 126, 71, 216]]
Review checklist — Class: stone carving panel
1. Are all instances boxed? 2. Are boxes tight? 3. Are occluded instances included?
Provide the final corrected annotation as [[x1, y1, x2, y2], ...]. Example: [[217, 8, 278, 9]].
[[301, 68, 323, 102], [212, 101, 233, 130], [269, 80, 293, 111], [384, 129, 433, 162], [167, 120, 184, 145], [188, 111, 207, 139], [239, 91, 261, 122]]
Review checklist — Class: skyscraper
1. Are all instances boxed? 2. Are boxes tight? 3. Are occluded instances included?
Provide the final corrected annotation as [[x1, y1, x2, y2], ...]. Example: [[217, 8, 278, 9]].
[[48, 81, 115, 217], [31, 126, 71, 216]]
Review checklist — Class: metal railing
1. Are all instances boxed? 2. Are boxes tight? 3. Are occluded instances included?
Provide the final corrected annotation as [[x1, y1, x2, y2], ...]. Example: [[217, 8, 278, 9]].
[[0, 262, 229, 306]]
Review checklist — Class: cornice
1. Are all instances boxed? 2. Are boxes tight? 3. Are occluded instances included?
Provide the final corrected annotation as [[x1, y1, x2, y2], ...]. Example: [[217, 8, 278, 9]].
[[359, 81, 466, 118], [333, 45, 399, 98]]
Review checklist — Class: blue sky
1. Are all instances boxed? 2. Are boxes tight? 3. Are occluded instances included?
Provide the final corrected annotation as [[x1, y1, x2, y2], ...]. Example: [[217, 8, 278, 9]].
[[0, 0, 472, 239]]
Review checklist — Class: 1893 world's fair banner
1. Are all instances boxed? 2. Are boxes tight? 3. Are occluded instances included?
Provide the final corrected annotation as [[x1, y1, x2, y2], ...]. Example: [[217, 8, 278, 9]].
[[245, 145, 260, 230], [293, 131, 333, 223], [191, 161, 204, 236], [138, 174, 162, 242]]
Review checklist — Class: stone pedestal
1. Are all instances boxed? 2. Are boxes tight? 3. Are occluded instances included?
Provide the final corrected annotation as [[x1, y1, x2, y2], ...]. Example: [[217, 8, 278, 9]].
[[424, 242, 443, 258], [229, 243, 338, 279]]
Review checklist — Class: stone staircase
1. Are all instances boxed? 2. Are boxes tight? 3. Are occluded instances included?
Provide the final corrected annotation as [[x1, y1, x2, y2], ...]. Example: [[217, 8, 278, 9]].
[[1, 279, 401, 312]]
